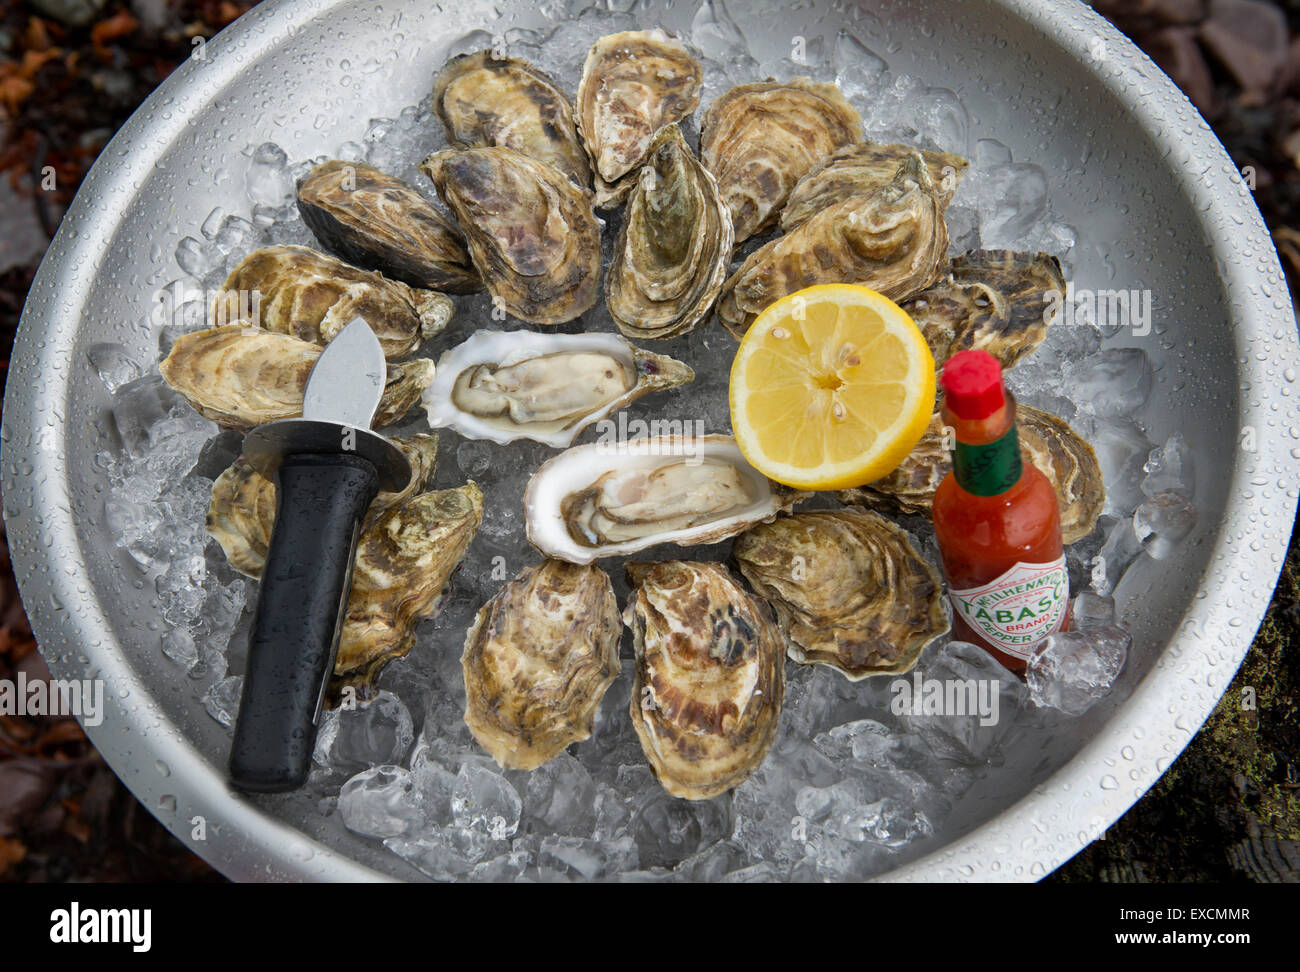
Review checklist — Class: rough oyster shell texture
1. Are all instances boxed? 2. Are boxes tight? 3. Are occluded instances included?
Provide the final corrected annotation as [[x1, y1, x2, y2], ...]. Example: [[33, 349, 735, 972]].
[[606, 124, 733, 339], [575, 29, 703, 207], [624, 561, 785, 799], [461, 560, 621, 770], [433, 50, 591, 190], [700, 78, 863, 244], [422, 147, 602, 325], [159, 324, 435, 430], [213, 244, 453, 359], [295, 160, 480, 294], [733, 509, 949, 680]]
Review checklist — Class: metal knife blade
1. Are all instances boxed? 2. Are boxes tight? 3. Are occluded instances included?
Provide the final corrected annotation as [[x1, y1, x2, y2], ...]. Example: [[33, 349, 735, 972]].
[[301, 316, 387, 428]]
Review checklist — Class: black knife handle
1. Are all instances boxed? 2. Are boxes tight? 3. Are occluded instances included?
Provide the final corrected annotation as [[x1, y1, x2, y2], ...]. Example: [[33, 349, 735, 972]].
[[229, 452, 380, 792]]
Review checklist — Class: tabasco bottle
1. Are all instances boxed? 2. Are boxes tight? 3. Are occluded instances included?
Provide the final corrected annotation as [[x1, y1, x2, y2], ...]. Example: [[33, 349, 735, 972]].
[[931, 350, 1069, 675]]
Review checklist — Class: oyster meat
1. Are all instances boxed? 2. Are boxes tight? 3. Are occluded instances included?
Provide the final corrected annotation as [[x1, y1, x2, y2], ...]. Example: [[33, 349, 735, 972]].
[[423, 329, 693, 447], [296, 160, 480, 293], [462, 560, 621, 770], [159, 324, 435, 430], [214, 244, 453, 359], [733, 509, 949, 680], [606, 124, 733, 339], [525, 435, 804, 564], [716, 154, 949, 338], [575, 30, 703, 207], [624, 561, 785, 800], [700, 78, 863, 244], [422, 147, 602, 325], [433, 50, 591, 189]]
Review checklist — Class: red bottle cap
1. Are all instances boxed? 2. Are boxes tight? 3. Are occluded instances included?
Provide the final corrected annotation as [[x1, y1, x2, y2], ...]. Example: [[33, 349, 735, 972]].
[[940, 350, 1006, 419]]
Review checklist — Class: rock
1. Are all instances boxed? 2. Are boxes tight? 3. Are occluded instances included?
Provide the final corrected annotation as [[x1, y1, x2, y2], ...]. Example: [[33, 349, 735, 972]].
[[26, 0, 108, 28], [1199, 0, 1289, 95], [1142, 27, 1217, 115]]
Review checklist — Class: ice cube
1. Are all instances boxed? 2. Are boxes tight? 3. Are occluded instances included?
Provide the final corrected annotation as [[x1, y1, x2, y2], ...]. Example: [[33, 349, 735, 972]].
[[519, 753, 597, 836], [1090, 514, 1144, 597], [469, 850, 530, 883], [213, 215, 263, 255], [451, 762, 522, 838], [1142, 432, 1195, 500], [175, 236, 222, 278], [314, 691, 414, 774], [338, 765, 424, 839], [537, 835, 638, 881], [1071, 591, 1117, 629], [1026, 627, 1130, 716], [87, 343, 143, 394], [201, 675, 243, 728], [1083, 417, 1155, 517], [1133, 490, 1198, 560], [160, 627, 199, 670], [1072, 348, 1154, 418], [245, 142, 293, 209], [629, 788, 731, 868], [384, 832, 475, 880], [719, 861, 783, 883]]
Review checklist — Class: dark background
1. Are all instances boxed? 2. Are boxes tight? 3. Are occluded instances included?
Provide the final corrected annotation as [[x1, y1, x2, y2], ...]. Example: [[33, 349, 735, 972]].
[[0, 0, 1296, 882]]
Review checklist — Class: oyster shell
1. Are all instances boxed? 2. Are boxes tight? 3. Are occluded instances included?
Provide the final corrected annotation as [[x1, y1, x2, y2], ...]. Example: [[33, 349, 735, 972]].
[[206, 434, 441, 578], [296, 160, 480, 293], [462, 560, 621, 770], [423, 329, 693, 447], [700, 78, 863, 244], [422, 147, 602, 325], [903, 249, 1065, 371], [525, 435, 805, 564], [159, 324, 435, 430], [575, 30, 703, 207], [733, 509, 949, 680], [716, 154, 949, 338], [214, 244, 453, 359], [606, 125, 733, 339], [433, 50, 591, 189], [624, 561, 785, 800]]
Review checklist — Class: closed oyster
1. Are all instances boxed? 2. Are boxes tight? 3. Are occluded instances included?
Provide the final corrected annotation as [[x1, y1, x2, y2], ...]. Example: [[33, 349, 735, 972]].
[[575, 30, 703, 207], [423, 329, 693, 447], [159, 325, 434, 430], [700, 78, 863, 244], [214, 245, 453, 359], [462, 560, 620, 770], [716, 154, 948, 338], [296, 160, 480, 293], [606, 125, 733, 339], [525, 435, 805, 564], [422, 147, 602, 325], [781, 141, 968, 231], [733, 509, 949, 680], [207, 434, 440, 578], [624, 561, 785, 800], [433, 50, 591, 189]]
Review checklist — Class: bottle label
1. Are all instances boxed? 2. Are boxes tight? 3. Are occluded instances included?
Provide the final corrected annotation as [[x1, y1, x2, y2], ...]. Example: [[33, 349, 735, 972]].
[[948, 557, 1069, 661], [952, 426, 1023, 496]]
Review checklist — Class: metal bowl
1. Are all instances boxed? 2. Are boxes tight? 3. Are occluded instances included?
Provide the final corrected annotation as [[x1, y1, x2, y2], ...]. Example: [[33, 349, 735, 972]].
[[3, 0, 1296, 881]]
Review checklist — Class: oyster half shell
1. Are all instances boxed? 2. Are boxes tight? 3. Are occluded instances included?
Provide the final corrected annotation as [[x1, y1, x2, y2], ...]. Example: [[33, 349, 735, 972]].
[[624, 561, 785, 800], [733, 509, 949, 680], [462, 560, 621, 770], [606, 124, 733, 339], [423, 329, 693, 447]]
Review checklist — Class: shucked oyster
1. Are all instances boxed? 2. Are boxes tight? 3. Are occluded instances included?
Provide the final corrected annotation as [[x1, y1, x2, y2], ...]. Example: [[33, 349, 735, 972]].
[[716, 154, 948, 338], [462, 560, 621, 770], [296, 160, 480, 294], [423, 329, 693, 447], [733, 509, 949, 680], [575, 30, 703, 207], [525, 435, 805, 564], [624, 561, 785, 800], [700, 78, 863, 244], [214, 244, 453, 359], [433, 50, 591, 189], [159, 324, 434, 430], [606, 125, 733, 339], [422, 147, 602, 325]]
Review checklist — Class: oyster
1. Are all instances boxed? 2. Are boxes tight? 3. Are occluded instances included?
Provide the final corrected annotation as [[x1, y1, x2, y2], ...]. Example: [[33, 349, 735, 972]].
[[206, 434, 440, 578], [624, 561, 785, 800], [296, 160, 480, 293], [902, 249, 1066, 371], [214, 244, 453, 359], [575, 30, 703, 207], [733, 509, 949, 680], [781, 141, 968, 231], [700, 78, 863, 244], [525, 435, 805, 564], [716, 154, 949, 338], [461, 560, 621, 770], [433, 50, 591, 189], [606, 125, 733, 339], [422, 147, 602, 325], [159, 324, 435, 430], [423, 329, 693, 447]]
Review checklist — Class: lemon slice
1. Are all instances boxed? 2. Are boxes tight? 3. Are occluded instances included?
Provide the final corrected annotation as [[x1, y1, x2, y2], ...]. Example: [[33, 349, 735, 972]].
[[729, 284, 936, 490]]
